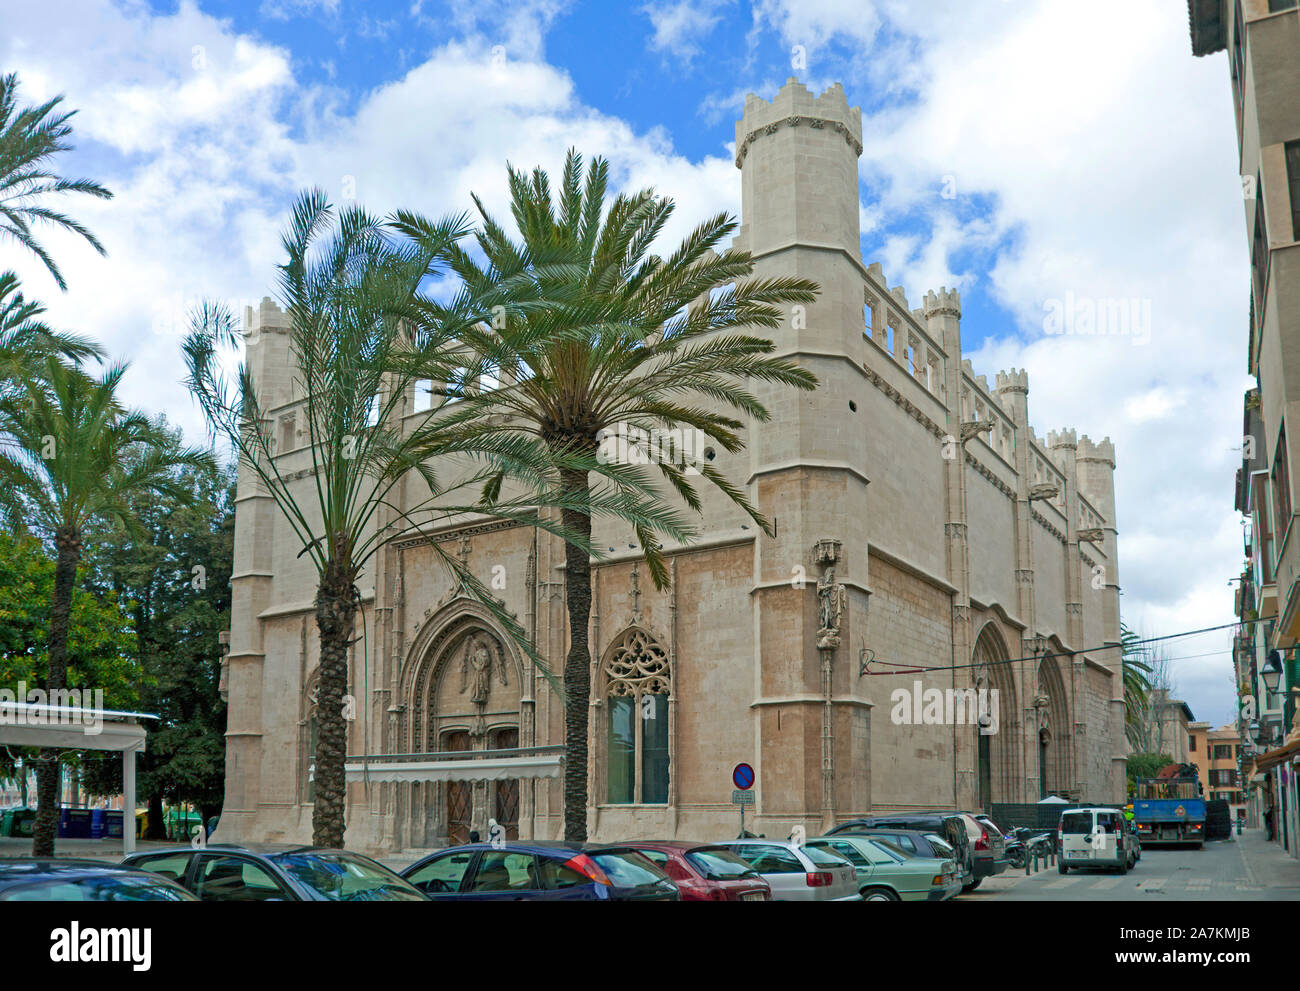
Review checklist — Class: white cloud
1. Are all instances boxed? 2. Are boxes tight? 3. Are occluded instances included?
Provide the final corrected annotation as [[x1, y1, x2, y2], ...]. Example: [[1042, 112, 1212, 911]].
[[643, 0, 731, 61]]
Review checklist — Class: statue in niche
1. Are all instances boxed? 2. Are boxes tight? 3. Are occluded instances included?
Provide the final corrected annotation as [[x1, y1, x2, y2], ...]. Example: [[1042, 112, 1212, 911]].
[[816, 567, 847, 649], [460, 636, 506, 705]]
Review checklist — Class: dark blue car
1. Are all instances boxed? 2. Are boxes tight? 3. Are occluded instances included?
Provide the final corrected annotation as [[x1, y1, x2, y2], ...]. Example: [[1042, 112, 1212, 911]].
[[400, 842, 679, 900]]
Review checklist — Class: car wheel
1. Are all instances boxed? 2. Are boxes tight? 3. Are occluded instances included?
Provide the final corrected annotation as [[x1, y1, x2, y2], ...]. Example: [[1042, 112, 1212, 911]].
[[861, 887, 899, 902], [1117, 859, 1128, 875], [1058, 861, 1068, 875], [961, 879, 982, 892]]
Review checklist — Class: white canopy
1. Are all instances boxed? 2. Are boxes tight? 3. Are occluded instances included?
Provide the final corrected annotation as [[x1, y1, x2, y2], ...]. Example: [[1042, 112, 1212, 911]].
[[0, 702, 156, 855]]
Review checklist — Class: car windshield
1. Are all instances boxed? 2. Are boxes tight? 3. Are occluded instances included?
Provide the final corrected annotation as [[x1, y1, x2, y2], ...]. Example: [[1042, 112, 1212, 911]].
[[590, 851, 671, 888], [685, 848, 759, 880], [272, 852, 425, 901], [802, 845, 850, 868]]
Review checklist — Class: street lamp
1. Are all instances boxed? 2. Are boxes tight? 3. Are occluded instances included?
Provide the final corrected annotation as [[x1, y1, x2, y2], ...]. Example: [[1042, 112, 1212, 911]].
[[1262, 650, 1283, 695]]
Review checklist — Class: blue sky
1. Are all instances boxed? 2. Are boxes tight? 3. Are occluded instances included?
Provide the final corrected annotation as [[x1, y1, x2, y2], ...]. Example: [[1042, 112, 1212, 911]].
[[3, 0, 1252, 726]]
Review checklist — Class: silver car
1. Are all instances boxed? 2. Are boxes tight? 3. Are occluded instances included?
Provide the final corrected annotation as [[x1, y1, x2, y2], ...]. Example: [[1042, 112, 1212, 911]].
[[718, 839, 861, 901]]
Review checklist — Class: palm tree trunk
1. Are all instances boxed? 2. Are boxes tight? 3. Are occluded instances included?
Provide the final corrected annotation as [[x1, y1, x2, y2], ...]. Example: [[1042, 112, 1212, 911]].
[[559, 466, 593, 842], [33, 526, 81, 857], [312, 560, 357, 848]]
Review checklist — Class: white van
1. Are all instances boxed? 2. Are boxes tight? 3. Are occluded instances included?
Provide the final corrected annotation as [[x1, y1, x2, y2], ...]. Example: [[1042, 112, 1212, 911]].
[[1058, 807, 1138, 874]]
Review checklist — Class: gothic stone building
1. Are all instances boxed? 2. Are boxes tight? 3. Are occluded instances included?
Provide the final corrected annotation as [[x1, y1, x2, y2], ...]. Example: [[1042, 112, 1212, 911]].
[[218, 78, 1126, 854]]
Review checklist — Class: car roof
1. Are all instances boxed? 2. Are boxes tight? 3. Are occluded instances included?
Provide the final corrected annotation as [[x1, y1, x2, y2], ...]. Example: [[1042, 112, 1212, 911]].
[[125, 843, 329, 858], [0, 858, 178, 885]]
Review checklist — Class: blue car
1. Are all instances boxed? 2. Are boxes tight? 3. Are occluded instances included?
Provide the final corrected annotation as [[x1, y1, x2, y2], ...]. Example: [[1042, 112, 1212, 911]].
[[400, 842, 680, 901]]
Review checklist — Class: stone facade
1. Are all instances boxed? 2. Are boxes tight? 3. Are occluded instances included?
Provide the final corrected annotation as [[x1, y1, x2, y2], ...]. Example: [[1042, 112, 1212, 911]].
[[217, 78, 1126, 855]]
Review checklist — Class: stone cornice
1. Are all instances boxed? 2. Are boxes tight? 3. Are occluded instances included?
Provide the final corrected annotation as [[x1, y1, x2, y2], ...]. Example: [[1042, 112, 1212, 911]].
[[735, 114, 863, 167], [861, 365, 945, 438], [1031, 509, 1067, 544], [392, 513, 537, 551]]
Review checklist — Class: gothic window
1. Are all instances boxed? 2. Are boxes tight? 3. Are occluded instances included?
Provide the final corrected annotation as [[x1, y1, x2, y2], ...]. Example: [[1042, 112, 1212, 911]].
[[604, 628, 671, 805]]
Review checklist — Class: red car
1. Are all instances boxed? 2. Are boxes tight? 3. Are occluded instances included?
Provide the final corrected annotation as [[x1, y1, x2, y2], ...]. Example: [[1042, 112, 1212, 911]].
[[624, 842, 771, 901]]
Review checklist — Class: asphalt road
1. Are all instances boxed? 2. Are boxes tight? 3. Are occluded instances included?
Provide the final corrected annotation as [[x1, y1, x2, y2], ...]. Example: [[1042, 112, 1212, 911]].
[[963, 834, 1300, 901]]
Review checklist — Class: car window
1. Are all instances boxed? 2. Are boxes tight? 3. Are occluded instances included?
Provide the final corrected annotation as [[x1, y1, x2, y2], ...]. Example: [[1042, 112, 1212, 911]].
[[589, 851, 669, 887], [1061, 813, 1093, 834], [891, 835, 917, 853], [637, 849, 670, 868], [685, 848, 758, 881], [406, 851, 475, 894], [820, 841, 870, 868], [194, 855, 288, 902], [466, 852, 539, 892], [130, 853, 192, 884], [924, 834, 955, 857], [801, 844, 851, 868], [536, 857, 590, 889], [2, 876, 191, 902], [870, 839, 910, 862], [735, 844, 803, 873]]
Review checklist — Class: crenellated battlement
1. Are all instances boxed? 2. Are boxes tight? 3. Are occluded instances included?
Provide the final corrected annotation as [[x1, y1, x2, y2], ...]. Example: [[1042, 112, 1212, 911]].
[[735, 78, 863, 167], [923, 287, 962, 318], [1077, 434, 1116, 466], [996, 368, 1030, 394], [1047, 428, 1078, 451]]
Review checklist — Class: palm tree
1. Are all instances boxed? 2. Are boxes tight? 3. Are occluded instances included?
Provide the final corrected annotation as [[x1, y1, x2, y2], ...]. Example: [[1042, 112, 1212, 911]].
[[1121, 623, 1155, 752], [0, 72, 113, 291], [0, 271, 102, 387], [393, 150, 820, 840], [184, 189, 606, 847], [0, 358, 215, 855]]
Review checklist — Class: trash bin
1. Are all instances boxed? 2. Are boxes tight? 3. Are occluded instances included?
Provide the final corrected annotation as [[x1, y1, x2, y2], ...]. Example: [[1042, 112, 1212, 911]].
[[90, 808, 106, 839], [11, 808, 36, 838], [59, 807, 94, 839], [103, 811, 123, 839]]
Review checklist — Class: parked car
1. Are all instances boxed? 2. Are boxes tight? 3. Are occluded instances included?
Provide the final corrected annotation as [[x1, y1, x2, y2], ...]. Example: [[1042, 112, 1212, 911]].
[[805, 835, 961, 902], [622, 841, 771, 901], [717, 839, 861, 901], [400, 842, 680, 901], [827, 815, 974, 887], [0, 858, 197, 901], [123, 844, 426, 901], [957, 812, 1009, 887], [1058, 807, 1138, 874], [828, 827, 958, 864]]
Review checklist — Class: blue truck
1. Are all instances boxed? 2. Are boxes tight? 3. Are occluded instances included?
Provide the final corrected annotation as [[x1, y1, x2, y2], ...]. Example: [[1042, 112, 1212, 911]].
[[1133, 763, 1205, 848]]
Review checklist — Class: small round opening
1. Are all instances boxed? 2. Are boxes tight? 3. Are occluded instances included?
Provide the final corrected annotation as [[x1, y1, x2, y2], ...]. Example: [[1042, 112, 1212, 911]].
[[849, 400, 858, 412], [704, 447, 717, 461]]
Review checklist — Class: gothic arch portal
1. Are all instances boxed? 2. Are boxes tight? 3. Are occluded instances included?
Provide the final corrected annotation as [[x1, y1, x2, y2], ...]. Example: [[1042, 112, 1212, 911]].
[[973, 622, 1019, 809], [1037, 645, 1073, 798], [395, 599, 533, 846]]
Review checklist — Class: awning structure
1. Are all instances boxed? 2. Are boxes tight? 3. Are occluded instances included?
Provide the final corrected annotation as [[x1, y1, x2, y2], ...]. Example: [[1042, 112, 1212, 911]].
[[0, 701, 158, 855], [1254, 728, 1300, 773], [343, 746, 563, 784]]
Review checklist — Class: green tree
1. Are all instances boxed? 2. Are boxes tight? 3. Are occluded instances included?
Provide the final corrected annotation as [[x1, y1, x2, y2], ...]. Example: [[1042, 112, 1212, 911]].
[[0, 73, 112, 291], [184, 190, 598, 847], [0, 359, 214, 855], [393, 150, 820, 839], [79, 431, 235, 835], [0, 529, 138, 807], [1126, 751, 1174, 795]]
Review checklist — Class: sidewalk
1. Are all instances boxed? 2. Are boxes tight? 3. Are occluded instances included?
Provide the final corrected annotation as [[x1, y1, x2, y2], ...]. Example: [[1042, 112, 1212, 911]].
[[1235, 826, 1300, 889], [0, 836, 177, 862]]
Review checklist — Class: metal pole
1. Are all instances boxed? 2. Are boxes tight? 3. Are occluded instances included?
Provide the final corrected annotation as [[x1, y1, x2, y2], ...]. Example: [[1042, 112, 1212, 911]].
[[123, 748, 136, 857]]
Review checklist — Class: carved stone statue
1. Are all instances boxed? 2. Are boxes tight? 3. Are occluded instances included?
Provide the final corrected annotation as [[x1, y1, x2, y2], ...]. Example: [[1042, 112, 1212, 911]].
[[816, 567, 847, 649], [460, 636, 505, 705]]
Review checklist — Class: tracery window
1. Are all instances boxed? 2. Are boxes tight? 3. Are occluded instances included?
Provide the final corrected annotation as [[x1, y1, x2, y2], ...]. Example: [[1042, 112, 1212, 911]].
[[604, 628, 671, 805]]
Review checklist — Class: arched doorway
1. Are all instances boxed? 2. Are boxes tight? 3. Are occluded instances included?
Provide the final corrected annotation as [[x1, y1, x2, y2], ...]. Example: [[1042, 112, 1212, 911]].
[[405, 617, 524, 846], [973, 623, 1019, 810], [1036, 650, 1072, 798]]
